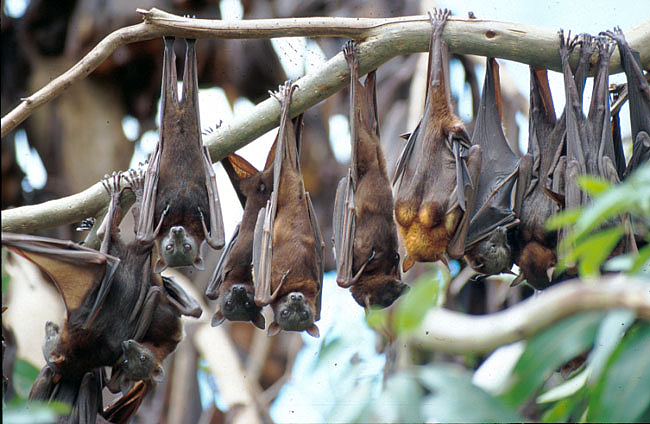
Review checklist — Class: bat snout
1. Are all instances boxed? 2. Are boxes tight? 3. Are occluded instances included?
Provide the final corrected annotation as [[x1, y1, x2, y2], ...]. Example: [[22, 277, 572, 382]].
[[221, 285, 260, 321], [275, 292, 314, 331]]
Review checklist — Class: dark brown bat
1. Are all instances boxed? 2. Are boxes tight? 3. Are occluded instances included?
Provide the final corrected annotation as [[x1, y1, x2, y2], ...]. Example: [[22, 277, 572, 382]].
[[204, 146, 279, 330], [3, 171, 201, 423], [392, 9, 481, 272], [602, 27, 650, 177], [511, 32, 598, 289], [333, 41, 407, 308], [252, 81, 324, 338], [137, 37, 225, 273], [463, 58, 520, 276]]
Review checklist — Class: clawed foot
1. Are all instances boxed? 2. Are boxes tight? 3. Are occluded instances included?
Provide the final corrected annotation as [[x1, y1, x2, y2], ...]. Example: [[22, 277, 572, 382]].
[[123, 164, 146, 197], [102, 171, 126, 200], [76, 217, 96, 232]]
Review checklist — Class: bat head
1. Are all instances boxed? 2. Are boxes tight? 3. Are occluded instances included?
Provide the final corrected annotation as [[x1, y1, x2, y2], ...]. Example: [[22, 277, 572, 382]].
[[212, 284, 265, 329], [42, 321, 62, 364], [270, 291, 319, 337], [518, 240, 557, 290], [155, 226, 203, 272], [119, 340, 164, 383], [350, 276, 409, 308], [466, 227, 513, 276]]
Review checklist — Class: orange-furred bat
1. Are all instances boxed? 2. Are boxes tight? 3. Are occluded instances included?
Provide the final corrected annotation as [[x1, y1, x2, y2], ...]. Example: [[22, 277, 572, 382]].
[[333, 41, 408, 308], [252, 81, 324, 338], [137, 37, 225, 273], [205, 143, 280, 329], [392, 9, 481, 272]]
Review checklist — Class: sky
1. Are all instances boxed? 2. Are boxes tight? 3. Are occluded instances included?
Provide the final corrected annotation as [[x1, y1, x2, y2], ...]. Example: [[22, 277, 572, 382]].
[[4, 0, 647, 422]]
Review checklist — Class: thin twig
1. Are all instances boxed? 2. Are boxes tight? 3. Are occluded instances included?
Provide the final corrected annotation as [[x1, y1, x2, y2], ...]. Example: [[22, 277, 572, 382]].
[[409, 275, 650, 355]]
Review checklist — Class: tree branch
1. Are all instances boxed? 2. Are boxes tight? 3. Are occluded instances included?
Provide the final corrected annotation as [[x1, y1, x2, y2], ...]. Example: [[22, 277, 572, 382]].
[[409, 276, 650, 355], [2, 8, 649, 232]]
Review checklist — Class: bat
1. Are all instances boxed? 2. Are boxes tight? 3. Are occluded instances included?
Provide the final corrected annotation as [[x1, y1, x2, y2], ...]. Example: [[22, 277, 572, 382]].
[[204, 145, 279, 330], [392, 9, 481, 272], [3, 170, 202, 423], [463, 57, 520, 276], [252, 81, 324, 338], [137, 37, 225, 273], [333, 41, 407, 308], [602, 27, 650, 177]]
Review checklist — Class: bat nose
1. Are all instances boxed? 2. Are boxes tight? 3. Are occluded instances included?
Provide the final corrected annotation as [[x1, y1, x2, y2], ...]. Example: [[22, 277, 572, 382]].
[[172, 226, 183, 234], [290, 293, 304, 302], [233, 285, 246, 294], [122, 340, 132, 350]]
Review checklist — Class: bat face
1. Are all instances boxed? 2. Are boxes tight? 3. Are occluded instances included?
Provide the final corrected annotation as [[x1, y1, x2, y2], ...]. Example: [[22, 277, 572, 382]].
[[392, 9, 481, 270], [465, 226, 512, 275], [272, 291, 316, 332], [216, 283, 264, 326], [159, 226, 202, 270], [118, 340, 163, 383], [350, 275, 408, 308]]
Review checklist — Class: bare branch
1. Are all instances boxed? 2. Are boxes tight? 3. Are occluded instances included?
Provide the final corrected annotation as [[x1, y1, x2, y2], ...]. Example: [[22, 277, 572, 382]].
[[409, 275, 650, 355], [2, 8, 649, 232]]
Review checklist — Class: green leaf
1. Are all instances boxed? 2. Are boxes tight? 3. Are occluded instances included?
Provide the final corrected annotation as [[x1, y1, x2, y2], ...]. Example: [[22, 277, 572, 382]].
[[573, 226, 624, 277], [417, 364, 521, 422], [546, 209, 582, 230], [577, 175, 611, 196], [630, 243, 650, 275], [537, 368, 589, 403], [587, 309, 636, 385], [540, 387, 587, 423], [12, 359, 40, 399], [393, 269, 445, 333], [587, 323, 650, 422], [500, 311, 604, 408]]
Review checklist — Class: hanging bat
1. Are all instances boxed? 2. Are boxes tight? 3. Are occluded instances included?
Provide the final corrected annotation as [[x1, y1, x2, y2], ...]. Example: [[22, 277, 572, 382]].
[[332, 41, 407, 308], [463, 57, 520, 276], [3, 171, 201, 423], [204, 145, 279, 330], [602, 27, 650, 177], [393, 8, 481, 272], [252, 81, 324, 338], [511, 31, 599, 289], [137, 37, 225, 273]]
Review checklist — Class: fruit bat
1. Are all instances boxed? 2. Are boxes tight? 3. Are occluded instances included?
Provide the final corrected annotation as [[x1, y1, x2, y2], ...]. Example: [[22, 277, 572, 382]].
[[204, 145, 280, 330], [463, 58, 520, 276], [332, 41, 407, 308], [602, 27, 650, 177], [511, 32, 598, 289], [392, 8, 481, 272], [2, 170, 201, 423], [137, 37, 225, 273], [252, 81, 324, 338]]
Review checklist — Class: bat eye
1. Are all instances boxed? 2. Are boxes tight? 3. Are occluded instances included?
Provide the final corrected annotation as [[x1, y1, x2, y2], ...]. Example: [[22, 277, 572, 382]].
[[166, 244, 173, 252], [259, 183, 265, 192], [300, 311, 308, 319], [245, 301, 252, 308], [183, 243, 191, 251], [281, 310, 290, 318], [122, 359, 129, 366], [490, 244, 496, 252], [139, 354, 146, 362]]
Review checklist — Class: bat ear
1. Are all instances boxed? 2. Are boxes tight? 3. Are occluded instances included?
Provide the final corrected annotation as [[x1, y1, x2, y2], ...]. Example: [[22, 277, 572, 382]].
[[252, 312, 266, 330], [153, 258, 168, 274], [399, 132, 411, 140], [211, 309, 225, 327], [402, 255, 415, 272], [510, 273, 525, 287], [152, 364, 165, 383], [193, 255, 205, 271], [306, 324, 320, 338], [267, 322, 281, 337]]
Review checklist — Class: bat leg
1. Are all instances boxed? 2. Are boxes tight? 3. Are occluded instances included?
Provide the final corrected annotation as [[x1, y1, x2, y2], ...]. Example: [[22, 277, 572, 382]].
[[333, 172, 355, 287], [162, 276, 202, 317], [123, 166, 147, 234], [200, 145, 226, 250]]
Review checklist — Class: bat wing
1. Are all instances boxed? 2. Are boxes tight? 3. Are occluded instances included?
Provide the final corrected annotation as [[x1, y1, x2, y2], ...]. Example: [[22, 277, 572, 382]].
[[2, 233, 120, 325], [162, 276, 202, 318], [205, 223, 240, 300], [333, 171, 355, 287], [306, 192, 324, 321], [200, 145, 226, 249], [221, 155, 259, 208], [391, 120, 421, 187], [103, 380, 148, 424], [465, 58, 520, 248], [252, 202, 273, 307]]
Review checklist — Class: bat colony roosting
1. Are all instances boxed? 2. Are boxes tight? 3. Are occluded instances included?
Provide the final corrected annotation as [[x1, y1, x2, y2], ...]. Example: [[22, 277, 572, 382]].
[[1, 9, 648, 423]]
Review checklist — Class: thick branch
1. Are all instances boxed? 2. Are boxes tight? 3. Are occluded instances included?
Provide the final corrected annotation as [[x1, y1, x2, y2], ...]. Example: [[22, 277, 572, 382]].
[[2, 9, 649, 231], [409, 276, 650, 355]]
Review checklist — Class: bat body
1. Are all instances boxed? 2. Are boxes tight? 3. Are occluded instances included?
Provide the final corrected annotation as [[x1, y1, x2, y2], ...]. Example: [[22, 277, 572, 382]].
[[205, 148, 278, 329], [3, 171, 201, 423], [463, 58, 519, 276], [602, 27, 650, 177], [138, 37, 225, 273], [333, 41, 407, 308], [512, 34, 597, 289], [393, 9, 481, 271], [253, 81, 324, 338]]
